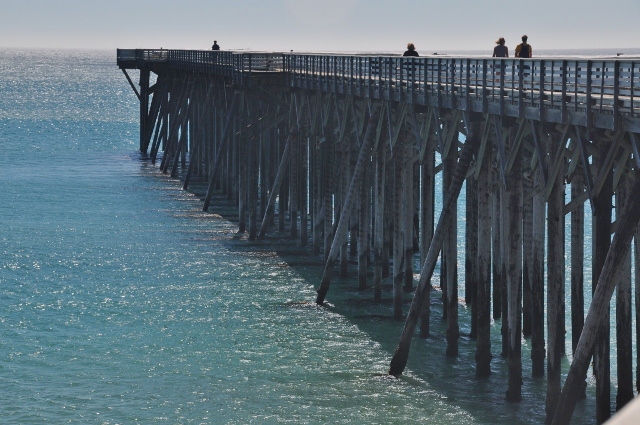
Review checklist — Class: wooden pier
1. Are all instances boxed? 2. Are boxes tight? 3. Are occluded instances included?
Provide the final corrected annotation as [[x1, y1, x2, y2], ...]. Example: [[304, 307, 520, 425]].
[[117, 48, 640, 424]]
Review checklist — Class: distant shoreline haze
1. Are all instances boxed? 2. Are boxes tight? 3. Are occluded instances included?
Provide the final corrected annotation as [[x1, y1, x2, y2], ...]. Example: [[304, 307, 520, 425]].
[[1, 46, 640, 58]]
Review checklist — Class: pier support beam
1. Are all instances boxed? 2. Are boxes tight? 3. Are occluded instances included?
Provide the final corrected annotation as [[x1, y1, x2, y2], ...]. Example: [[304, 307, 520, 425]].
[[418, 138, 435, 338], [466, 170, 479, 339], [389, 121, 481, 376], [615, 172, 634, 411], [316, 111, 379, 305], [546, 131, 566, 422], [443, 134, 459, 356], [551, 167, 640, 425], [258, 131, 293, 239], [475, 120, 493, 377], [593, 139, 613, 424], [505, 128, 523, 402], [392, 135, 407, 320], [531, 153, 546, 378], [373, 141, 387, 304], [570, 169, 586, 393], [139, 68, 150, 152]]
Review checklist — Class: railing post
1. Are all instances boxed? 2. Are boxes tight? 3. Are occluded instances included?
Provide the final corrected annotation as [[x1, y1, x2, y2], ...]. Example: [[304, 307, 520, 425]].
[[399, 57, 405, 102], [586, 60, 593, 128], [561, 60, 568, 124], [613, 61, 620, 131], [482, 59, 488, 114], [465, 59, 470, 111], [632, 61, 636, 118], [437, 58, 442, 109], [539, 59, 545, 121]]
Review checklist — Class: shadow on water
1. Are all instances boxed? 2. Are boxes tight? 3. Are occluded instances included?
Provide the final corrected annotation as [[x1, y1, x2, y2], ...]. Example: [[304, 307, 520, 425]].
[[143, 163, 596, 425]]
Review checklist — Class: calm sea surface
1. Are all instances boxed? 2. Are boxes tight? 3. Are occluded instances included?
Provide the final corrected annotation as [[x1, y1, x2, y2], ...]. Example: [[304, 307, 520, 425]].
[[2, 48, 637, 424]]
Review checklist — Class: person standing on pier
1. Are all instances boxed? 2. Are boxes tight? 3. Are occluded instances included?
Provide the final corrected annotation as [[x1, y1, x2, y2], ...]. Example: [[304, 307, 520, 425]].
[[212, 40, 220, 50], [492, 37, 508, 57], [492, 38, 508, 80], [403, 43, 419, 57], [515, 35, 532, 57]]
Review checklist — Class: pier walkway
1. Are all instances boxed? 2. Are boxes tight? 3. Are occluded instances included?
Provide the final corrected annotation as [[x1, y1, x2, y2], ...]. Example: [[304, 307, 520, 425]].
[[118, 48, 640, 424]]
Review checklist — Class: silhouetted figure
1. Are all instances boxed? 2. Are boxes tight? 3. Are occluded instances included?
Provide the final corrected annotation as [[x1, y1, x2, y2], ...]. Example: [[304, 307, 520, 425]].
[[212, 40, 220, 51], [403, 43, 419, 57], [493, 37, 508, 57], [515, 35, 532, 58]]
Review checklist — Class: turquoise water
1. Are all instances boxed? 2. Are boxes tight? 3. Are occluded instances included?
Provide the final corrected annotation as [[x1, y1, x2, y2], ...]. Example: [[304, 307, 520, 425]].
[[0, 48, 607, 424]]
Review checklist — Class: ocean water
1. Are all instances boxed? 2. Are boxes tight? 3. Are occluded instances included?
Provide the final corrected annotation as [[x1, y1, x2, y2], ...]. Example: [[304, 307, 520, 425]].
[[0, 48, 620, 424]]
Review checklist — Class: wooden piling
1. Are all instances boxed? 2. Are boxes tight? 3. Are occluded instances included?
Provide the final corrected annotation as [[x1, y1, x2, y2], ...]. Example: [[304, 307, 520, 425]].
[[615, 172, 634, 411], [418, 138, 435, 338], [570, 169, 586, 393], [465, 171, 479, 339], [389, 123, 481, 376], [443, 133, 459, 356], [392, 134, 406, 320], [316, 111, 378, 305], [545, 131, 565, 423], [593, 138, 613, 424], [492, 182, 503, 321], [531, 151, 546, 378], [551, 167, 640, 425], [505, 127, 523, 403], [373, 141, 386, 304], [475, 120, 493, 377]]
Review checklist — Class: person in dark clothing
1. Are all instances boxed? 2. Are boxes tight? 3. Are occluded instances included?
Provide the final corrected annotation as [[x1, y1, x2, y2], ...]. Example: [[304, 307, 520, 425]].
[[403, 43, 419, 57], [493, 37, 508, 57], [212, 40, 220, 51], [515, 35, 532, 58]]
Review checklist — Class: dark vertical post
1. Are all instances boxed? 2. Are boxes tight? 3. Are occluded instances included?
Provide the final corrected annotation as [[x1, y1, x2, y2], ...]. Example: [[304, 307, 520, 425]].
[[279, 126, 288, 233], [522, 174, 533, 338], [248, 120, 259, 240], [382, 160, 392, 280], [593, 140, 612, 424], [636, 219, 640, 395], [393, 136, 405, 320], [312, 122, 323, 255], [444, 131, 459, 356], [238, 113, 247, 234], [139, 68, 150, 152], [616, 173, 634, 411], [505, 127, 523, 402], [323, 126, 335, 261], [300, 125, 309, 246], [531, 140, 546, 378], [358, 144, 371, 290], [466, 172, 479, 339], [475, 121, 492, 377], [570, 169, 586, 394], [289, 126, 300, 239], [373, 143, 386, 303], [338, 140, 349, 277], [402, 142, 415, 292], [546, 132, 565, 422], [492, 181, 503, 320], [419, 141, 435, 337]]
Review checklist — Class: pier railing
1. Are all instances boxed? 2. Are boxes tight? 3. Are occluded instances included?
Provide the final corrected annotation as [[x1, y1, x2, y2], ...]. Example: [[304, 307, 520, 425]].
[[284, 55, 639, 127], [117, 49, 640, 130], [117, 48, 285, 82]]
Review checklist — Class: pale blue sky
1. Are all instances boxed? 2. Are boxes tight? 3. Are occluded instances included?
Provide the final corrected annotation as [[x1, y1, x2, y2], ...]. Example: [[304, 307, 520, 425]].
[[1, 0, 638, 53]]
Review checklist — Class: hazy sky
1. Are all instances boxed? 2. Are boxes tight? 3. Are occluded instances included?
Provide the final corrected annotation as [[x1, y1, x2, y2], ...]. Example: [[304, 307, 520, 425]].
[[1, 0, 638, 53]]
